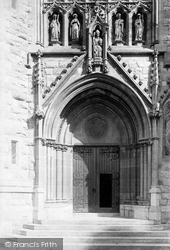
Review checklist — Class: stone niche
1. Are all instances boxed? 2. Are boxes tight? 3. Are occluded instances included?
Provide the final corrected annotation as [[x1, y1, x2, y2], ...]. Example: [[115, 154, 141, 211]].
[[112, 10, 126, 46], [132, 11, 147, 46], [68, 11, 83, 46], [49, 12, 62, 46]]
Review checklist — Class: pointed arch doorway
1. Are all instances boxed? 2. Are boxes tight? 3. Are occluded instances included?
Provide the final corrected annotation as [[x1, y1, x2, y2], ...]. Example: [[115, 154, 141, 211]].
[[41, 74, 152, 220]]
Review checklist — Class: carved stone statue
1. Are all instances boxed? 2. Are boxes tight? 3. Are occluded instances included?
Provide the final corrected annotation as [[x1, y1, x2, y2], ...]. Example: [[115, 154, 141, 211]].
[[115, 13, 124, 41], [93, 29, 103, 57], [70, 13, 80, 41], [135, 13, 144, 41], [50, 14, 60, 42]]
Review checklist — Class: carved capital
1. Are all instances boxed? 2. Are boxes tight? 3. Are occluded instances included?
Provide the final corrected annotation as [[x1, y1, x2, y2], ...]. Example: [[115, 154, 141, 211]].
[[149, 110, 162, 118], [41, 139, 68, 152], [36, 49, 43, 58], [138, 138, 153, 146], [35, 108, 45, 119]]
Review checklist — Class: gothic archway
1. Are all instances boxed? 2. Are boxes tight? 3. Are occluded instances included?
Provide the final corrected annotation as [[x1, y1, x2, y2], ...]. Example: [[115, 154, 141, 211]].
[[41, 73, 152, 218]]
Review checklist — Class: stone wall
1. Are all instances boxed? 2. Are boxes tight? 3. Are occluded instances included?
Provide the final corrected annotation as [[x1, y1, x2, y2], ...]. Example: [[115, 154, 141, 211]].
[[159, 157, 170, 224], [157, 0, 170, 224], [122, 55, 151, 90], [43, 56, 73, 88], [160, 0, 170, 45], [0, 0, 35, 235]]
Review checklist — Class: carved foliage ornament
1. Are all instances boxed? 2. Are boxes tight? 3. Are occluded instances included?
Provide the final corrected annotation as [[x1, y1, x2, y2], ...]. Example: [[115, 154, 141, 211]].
[[100, 147, 119, 161], [43, 1, 151, 20], [73, 147, 93, 160], [41, 139, 68, 151]]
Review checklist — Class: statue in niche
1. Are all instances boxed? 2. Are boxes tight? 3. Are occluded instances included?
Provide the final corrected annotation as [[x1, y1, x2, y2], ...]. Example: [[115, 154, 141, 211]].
[[70, 13, 80, 41], [93, 29, 103, 57], [50, 14, 60, 42], [115, 13, 124, 41], [135, 13, 144, 41]]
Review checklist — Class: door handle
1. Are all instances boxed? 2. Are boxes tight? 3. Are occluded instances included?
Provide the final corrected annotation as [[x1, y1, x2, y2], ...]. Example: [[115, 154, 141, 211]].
[[92, 188, 96, 193]]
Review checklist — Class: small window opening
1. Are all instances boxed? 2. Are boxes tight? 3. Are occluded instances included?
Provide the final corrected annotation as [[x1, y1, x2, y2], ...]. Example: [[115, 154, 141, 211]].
[[11, 140, 17, 164]]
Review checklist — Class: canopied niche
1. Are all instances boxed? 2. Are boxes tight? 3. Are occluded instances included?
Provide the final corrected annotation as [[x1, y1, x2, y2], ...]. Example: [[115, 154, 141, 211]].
[[132, 11, 147, 45], [87, 16, 108, 73], [41, 1, 152, 48], [68, 9, 83, 46], [48, 12, 62, 46], [112, 11, 127, 45]]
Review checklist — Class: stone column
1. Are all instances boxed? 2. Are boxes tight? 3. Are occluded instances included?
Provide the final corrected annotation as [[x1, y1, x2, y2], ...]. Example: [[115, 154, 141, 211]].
[[46, 145, 51, 200], [107, 12, 112, 47], [149, 116, 161, 223], [63, 12, 69, 46], [82, 14, 86, 49], [136, 145, 140, 199], [103, 26, 109, 73], [127, 12, 133, 46], [143, 144, 148, 202], [33, 50, 45, 223], [147, 143, 152, 199], [62, 146, 69, 200], [43, 12, 49, 47], [56, 148, 63, 200], [139, 144, 144, 202], [131, 146, 137, 204], [125, 146, 130, 202], [36, 0, 40, 44], [40, 0, 43, 45]]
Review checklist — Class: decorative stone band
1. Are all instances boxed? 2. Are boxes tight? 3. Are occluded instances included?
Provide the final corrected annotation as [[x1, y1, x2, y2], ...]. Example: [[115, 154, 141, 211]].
[[41, 139, 68, 152], [125, 138, 153, 150], [138, 138, 153, 146], [100, 147, 119, 160]]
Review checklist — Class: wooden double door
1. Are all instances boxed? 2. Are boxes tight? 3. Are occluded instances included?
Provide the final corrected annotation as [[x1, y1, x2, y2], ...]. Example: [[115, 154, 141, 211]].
[[73, 146, 120, 213]]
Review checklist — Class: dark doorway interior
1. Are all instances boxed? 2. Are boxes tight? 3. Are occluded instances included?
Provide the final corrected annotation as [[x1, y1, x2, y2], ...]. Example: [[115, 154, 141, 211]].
[[100, 174, 112, 207]]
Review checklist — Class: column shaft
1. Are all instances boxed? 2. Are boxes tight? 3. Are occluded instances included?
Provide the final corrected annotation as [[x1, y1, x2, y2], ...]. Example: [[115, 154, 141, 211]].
[[56, 149, 63, 200], [63, 13, 68, 46], [140, 145, 144, 200]]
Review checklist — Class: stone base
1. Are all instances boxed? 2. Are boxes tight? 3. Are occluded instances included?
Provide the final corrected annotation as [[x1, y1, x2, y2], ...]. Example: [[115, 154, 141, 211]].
[[149, 206, 161, 224], [50, 40, 61, 46], [43, 201, 73, 221], [114, 40, 125, 46], [134, 40, 144, 46], [120, 204, 150, 220]]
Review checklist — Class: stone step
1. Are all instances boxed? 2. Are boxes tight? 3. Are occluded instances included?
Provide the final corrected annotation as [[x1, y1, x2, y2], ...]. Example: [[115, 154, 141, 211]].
[[63, 243, 170, 250], [11, 217, 170, 250], [14, 230, 170, 237], [63, 237, 170, 244], [15, 226, 161, 236], [38, 217, 154, 225]]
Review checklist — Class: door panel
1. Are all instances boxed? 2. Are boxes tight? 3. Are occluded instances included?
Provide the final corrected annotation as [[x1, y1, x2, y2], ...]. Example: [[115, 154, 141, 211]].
[[98, 147, 120, 212], [100, 174, 112, 207], [73, 146, 119, 213], [73, 147, 96, 212]]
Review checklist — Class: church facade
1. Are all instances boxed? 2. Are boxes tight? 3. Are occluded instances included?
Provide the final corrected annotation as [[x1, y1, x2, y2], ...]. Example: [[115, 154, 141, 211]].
[[1, 0, 170, 235]]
